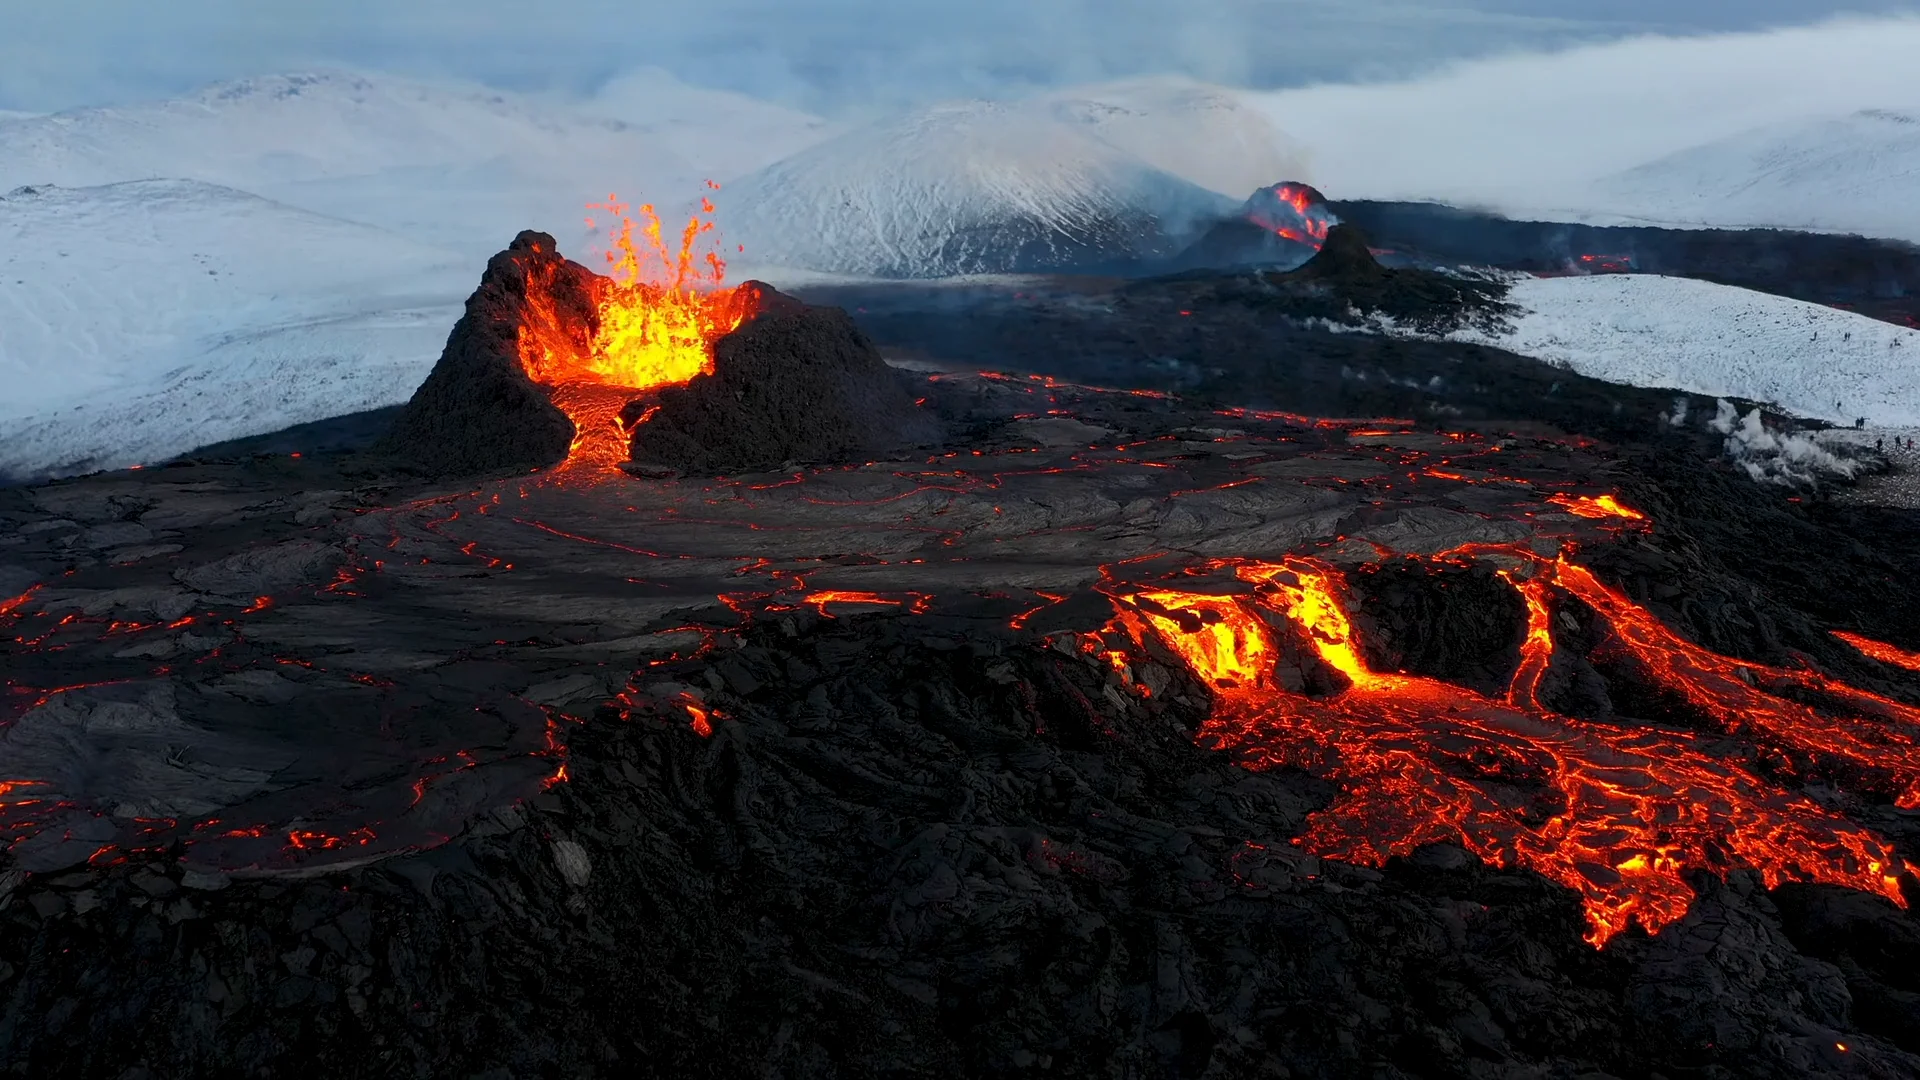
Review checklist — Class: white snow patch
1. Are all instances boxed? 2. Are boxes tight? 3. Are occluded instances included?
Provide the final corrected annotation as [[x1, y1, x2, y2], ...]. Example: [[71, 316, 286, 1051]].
[[0, 180, 468, 476], [1445, 275, 1920, 427]]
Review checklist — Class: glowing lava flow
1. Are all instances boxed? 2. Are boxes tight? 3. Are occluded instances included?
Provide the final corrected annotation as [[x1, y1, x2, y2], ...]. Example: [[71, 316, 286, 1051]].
[[1834, 631, 1920, 674], [1547, 494, 1646, 521], [1106, 550, 1916, 945], [518, 190, 750, 470]]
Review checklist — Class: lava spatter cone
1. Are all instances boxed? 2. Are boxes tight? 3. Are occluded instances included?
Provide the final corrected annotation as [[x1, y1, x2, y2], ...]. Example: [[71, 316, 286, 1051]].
[[378, 230, 587, 476], [381, 227, 931, 478], [1168, 179, 1337, 270], [1286, 221, 1388, 282]]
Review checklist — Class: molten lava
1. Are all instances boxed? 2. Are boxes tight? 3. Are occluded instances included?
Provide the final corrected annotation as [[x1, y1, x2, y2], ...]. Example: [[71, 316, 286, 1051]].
[[1834, 630, 1920, 674], [517, 190, 751, 468], [1106, 546, 1916, 945], [1547, 493, 1645, 521], [1246, 182, 1336, 248]]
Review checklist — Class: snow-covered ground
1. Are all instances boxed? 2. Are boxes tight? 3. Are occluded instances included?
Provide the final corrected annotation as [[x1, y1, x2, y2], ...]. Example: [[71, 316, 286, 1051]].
[[0, 180, 467, 477], [1587, 109, 1920, 242], [1447, 275, 1920, 427]]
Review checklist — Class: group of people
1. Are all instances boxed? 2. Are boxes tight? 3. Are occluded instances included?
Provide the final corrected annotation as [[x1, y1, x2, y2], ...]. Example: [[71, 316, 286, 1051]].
[[1876, 436, 1917, 453]]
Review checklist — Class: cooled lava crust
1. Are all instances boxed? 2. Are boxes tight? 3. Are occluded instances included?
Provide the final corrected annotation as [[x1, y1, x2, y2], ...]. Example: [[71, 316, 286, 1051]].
[[4, 241, 1920, 1077]]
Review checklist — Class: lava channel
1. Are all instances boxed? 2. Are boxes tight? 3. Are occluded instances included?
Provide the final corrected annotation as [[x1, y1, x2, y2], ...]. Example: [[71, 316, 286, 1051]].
[[1100, 545, 1917, 946]]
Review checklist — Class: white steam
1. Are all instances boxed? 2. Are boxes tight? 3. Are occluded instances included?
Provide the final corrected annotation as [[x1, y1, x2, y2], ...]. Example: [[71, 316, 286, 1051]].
[[1709, 400, 1863, 487]]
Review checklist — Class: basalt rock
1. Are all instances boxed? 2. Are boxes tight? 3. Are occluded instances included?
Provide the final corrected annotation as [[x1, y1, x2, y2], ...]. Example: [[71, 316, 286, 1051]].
[[624, 283, 938, 473], [377, 231, 588, 477]]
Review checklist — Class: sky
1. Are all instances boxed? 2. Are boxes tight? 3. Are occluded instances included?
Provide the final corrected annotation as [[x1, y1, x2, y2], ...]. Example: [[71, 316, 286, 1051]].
[[1, 0, 1912, 115]]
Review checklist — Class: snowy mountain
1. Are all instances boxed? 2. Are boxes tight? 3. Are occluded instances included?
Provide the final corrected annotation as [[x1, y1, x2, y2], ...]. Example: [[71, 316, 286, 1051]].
[[1037, 78, 1307, 200], [0, 71, 830, 256], [1590, 109, 1920, 244], [714, 99, 1238, 278], [1445, 275, 1920, 427], [0, 180, 468, 478]]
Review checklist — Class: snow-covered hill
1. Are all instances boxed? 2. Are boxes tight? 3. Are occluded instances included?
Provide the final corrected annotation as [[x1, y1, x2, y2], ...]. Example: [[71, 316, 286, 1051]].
[[585, 66, 838, 182], [1589, 109, 1920, 243], [0, 180, 468, 477], [1038, 78, 1306, 200], [1447, 275, 1920, 427], [0, 71, 831, 256], [715, 99, 1237, 278]]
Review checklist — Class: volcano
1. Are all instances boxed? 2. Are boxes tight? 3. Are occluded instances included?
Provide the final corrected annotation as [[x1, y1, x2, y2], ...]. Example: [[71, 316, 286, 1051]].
[[1170, 180, 1341, 270], [381, 205, 930, 478], [4, 200, 1920, 1078]]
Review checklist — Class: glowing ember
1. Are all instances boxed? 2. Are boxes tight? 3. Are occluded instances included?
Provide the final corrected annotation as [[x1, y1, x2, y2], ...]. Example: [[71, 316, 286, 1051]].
[[517, 188, 752, 468], [1834, 630, 1920, 674], [1109, 544, 1916, 945]]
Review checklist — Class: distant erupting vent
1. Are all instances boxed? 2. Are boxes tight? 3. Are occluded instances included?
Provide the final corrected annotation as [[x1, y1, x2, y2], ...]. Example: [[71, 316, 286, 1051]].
[[1243, 181, 1338, 249]]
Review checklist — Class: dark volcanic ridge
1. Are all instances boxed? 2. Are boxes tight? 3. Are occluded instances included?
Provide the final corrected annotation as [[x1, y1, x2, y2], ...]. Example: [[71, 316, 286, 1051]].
[[378, 231, 935, 480], [1330, 199, 1920, 329], [1165, 222, 1520, 338]]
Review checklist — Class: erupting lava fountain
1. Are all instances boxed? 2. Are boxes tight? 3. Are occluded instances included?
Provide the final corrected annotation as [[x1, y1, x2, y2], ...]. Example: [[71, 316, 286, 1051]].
[[516, 186, 752, 469]]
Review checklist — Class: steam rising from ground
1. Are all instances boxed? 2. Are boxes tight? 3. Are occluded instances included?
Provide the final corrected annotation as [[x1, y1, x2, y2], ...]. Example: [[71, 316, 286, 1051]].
[[1709, 400, 1865, 488]]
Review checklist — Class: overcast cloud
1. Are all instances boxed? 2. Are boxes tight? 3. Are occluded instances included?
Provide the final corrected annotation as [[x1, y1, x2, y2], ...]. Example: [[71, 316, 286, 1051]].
[[1, 0, 1911, 114]]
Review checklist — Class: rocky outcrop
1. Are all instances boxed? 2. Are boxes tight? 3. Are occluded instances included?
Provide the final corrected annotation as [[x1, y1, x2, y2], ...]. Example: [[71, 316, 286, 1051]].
[[625, 282, 938, 473], [377, 231, 590, 477]]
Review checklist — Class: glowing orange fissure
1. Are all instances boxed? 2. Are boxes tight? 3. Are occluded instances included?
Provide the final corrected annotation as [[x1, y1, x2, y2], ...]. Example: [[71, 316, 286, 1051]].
[[516, 188, 749, 467], [1102, 546, 1917, 946]]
